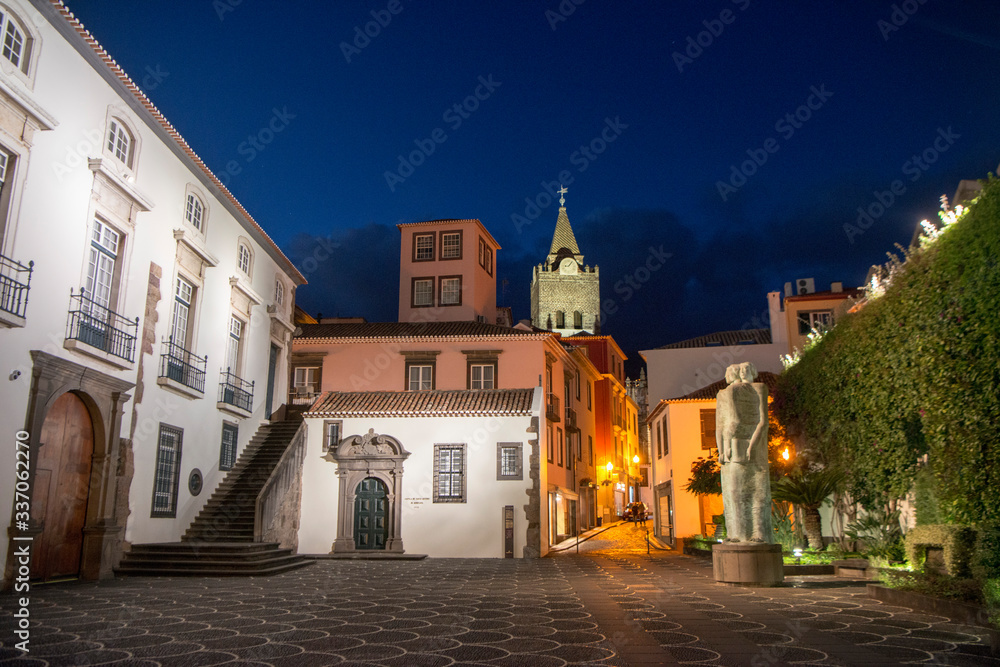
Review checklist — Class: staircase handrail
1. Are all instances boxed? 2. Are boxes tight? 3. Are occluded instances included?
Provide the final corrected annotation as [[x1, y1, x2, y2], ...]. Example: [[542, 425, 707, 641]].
[[254, 420, 307, 543]]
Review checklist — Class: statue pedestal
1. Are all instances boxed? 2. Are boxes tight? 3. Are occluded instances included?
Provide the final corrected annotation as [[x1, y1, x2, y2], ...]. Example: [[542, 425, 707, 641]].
[[712, 542, 784, 587]]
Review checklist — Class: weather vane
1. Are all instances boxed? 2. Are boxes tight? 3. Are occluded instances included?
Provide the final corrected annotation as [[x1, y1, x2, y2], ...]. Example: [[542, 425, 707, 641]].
[[558, 185, 567, 207]]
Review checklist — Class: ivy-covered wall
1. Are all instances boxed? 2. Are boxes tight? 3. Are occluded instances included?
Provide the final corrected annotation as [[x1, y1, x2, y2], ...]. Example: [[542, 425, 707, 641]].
[[776, 176, 1000, 524]]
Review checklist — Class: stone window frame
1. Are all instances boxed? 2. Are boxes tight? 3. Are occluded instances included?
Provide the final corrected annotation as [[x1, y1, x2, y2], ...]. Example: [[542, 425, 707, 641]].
[[464, 349, 500, 390], [151, 423, 183, 518], [236, 237, 254, 278], [411, 276, 434, 308], [433, 443, 467, 503], [183, 184, 210, 236], [219, 421, 238, 471], [547, 424, 553, 463], [496, 442, 523, 480], [438, 275, 462, 307], [402, 350, 439, 390], [439, 229, 463, 260], [0, 6, 39, 83], [657, 421, 663, 459], [413, 232, 434, 262], [556, 427, 564, 467], [323, 419, 342, 453]]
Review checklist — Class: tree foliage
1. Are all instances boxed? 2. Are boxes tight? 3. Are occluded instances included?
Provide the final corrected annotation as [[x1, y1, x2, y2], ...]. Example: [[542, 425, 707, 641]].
[[775, 176, 1000, 524]]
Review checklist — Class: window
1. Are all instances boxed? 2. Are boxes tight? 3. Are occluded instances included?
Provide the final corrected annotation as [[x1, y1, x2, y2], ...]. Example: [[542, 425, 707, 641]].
[[587, 382, 592, 410], [798, 309, 833, 335], [170, 276, 194, 349], [433, 444, 466, 503], [547, 425, 553, 463], [220, 423, 238, 471], [106, 119, 134, 168], [185, 193, 204, 231], [440, 231, 462, 259], [479, 237, 487, 268], [0, 9, 25, 71], [274, 279, 284, 306], [293, 366, 318, 395], [0, 146, 16, 243], [323, 420, 341, 453], [439, 276, 461, 306], [574, 311, 583, 329], [657, 422, 663, 458], [151, 424, 183, 517], [588, 435, 594, 466], [497, 442, 523, 480], [470, 363, 494, 389], [555, 311, 565, 329], [700, 409, 716, 450], [412, 277, 434, 307], [85, 219, 121, 310], [226, 315, 244, 372], [478, 237, 493, 276], [575, 371, 581, 400], [237, 242, 252, 276], [413, 233, 434, 261], [408, 364, 433, 390], [663, 420, 669, 456], [557, 427, 564, 466]]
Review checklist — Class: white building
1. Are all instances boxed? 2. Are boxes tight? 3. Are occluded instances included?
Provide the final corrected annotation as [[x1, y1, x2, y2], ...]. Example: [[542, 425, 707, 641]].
[[1, 0, 303, 583], [298, 389, 540, 558]]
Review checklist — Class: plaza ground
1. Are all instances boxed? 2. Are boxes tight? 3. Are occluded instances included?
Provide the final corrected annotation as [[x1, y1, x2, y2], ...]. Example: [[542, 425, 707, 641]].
[[2, 522, 997, 666]]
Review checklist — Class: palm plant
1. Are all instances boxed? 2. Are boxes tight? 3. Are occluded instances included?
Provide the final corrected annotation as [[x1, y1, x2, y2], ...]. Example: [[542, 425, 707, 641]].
[[771, 468, 844, 550]]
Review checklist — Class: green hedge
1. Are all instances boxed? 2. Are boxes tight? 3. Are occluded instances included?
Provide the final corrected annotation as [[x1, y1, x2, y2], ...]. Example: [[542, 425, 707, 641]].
[[904, 524, 976, 576], [776, 176, 1000, 523]]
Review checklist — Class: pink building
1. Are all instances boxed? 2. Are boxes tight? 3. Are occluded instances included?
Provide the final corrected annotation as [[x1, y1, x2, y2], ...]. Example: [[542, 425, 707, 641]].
[[397, 219, 501, 325]]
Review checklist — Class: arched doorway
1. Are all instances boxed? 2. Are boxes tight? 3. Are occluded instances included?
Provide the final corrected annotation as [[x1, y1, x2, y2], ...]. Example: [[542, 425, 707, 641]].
[[31, 392, 94, 580], [354, 477, 388, 550]]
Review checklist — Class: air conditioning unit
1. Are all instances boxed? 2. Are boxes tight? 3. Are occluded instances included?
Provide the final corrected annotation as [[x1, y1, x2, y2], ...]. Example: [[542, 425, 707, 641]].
[[796, 278, 815, 295]]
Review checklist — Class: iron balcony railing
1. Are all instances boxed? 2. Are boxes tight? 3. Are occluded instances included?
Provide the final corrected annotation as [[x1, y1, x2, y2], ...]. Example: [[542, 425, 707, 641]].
[[546, 392, 561, 422], [159, 337, 207, 393], [0, 254, 33, 320], [565, 406, 577, 430], [66, 288, 138, 363], [219, 368, 254, 413]]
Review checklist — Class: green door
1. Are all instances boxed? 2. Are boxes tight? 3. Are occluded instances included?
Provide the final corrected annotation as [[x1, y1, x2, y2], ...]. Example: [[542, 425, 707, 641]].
[[354, 477, 388, 550]]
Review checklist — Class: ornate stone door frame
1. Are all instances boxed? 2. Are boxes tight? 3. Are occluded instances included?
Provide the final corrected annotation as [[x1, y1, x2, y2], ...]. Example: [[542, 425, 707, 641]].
[[324, 429, 409, 553]]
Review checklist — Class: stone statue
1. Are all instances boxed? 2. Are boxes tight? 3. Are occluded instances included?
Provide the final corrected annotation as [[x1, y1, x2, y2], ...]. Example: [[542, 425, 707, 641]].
[[716, 362, 773, 543]]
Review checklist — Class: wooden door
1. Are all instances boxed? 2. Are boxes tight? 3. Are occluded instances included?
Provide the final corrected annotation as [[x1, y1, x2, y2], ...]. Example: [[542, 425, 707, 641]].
[[31, 392, 94, 579], [353, 478, 387, 550]]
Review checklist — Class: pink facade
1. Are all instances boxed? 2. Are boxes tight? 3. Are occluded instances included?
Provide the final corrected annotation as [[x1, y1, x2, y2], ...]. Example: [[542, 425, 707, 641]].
[[397, 219, 500, 325]]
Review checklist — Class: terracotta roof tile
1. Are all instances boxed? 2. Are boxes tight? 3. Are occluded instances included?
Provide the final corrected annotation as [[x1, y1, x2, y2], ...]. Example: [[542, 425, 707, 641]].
[[656, 328, 772, 349], [305, 389, 535, 417], [669, 371, 780, 401], [296, 320, 546, 341]]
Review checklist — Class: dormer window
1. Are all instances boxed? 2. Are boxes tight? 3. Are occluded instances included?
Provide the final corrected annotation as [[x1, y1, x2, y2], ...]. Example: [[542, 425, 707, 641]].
[[185, 193, 204, 231], [107, 119, 134, 168]]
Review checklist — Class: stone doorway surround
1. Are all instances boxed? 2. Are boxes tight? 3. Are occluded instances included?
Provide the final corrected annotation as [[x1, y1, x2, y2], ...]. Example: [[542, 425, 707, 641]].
[[4, 351, 133, 586], [324, 429, 409, 554]]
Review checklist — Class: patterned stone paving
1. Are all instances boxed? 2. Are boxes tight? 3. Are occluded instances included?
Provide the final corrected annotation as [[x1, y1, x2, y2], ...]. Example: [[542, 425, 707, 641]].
[[0, 522, 996, 665]]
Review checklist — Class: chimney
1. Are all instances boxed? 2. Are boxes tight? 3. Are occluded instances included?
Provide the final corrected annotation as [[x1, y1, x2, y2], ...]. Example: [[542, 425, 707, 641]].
[[831, 281, 843, 293]]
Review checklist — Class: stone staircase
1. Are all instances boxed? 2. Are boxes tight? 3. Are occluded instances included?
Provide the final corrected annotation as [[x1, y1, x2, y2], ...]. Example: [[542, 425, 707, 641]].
[[116, 413, 312, 577]]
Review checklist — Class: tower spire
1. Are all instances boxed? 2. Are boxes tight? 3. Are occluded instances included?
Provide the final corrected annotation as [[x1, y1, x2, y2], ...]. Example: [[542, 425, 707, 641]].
[[547, 185, 581, 265]]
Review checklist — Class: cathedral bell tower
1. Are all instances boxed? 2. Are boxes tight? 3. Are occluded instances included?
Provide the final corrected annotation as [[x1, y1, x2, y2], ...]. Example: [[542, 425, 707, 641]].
[[530, 187, 600, 335]]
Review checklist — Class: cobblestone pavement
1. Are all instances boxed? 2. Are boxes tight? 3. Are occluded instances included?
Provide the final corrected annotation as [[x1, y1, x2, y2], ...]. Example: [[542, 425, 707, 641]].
[[0, 523, 996, 666]]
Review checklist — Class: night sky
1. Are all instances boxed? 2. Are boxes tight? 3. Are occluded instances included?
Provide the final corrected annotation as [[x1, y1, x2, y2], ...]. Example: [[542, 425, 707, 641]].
[[66, 1, 1000, 376]]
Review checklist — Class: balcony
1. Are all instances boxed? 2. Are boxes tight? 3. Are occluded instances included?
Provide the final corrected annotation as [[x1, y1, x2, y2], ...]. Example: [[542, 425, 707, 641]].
[[545, 392, 560, 422], [218, 368, 254, 417], [0, 254, 33, 327], [64, 289, 138, 367], [290, 385, 320, 406], [565, 406, 578, 431], [157, 337, 207, 397]]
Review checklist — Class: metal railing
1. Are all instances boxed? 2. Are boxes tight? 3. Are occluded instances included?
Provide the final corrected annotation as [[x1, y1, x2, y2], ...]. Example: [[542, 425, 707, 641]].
[[66, 289, 138, 362], [565, 406, 577, 429], [546, 392, 561, 422], [219, 368, 254, 412], [159, 337, 207, 393], [255, 421, 306, 546], [0, 254, 32, 320]]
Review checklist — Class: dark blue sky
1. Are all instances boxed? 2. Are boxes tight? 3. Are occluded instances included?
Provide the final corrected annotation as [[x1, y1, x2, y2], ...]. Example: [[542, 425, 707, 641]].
[[67, 0, 1000, 375]]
